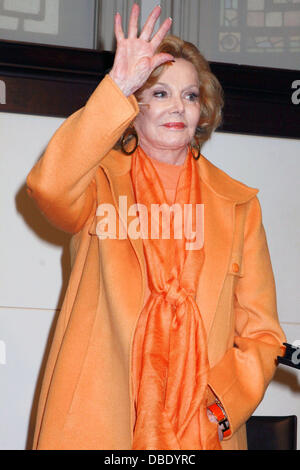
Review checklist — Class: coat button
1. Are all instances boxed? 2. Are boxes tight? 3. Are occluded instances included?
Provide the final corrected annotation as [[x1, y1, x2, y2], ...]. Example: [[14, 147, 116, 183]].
[[232, 262, 239, 273]]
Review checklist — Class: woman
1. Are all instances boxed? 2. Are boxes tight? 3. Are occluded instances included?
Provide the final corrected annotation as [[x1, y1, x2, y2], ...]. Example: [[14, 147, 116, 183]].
[[26, 4, 286, 450]]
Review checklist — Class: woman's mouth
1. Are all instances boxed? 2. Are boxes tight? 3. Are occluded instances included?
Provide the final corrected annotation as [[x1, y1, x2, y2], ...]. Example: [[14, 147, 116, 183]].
[[162, 122, 186, 129]]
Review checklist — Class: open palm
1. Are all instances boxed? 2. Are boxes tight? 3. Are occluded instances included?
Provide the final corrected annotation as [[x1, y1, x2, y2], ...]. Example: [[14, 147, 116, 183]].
[[109, 4, 174, 97]]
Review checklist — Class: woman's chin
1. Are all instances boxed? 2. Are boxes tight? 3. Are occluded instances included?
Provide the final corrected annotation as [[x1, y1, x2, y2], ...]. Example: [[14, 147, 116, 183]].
[[151, 134, 190, 150], [160, 140, 190, 150]]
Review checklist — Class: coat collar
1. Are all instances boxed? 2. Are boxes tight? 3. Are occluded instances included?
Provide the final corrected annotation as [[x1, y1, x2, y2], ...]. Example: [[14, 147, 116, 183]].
[[100, 148, 259, 204]]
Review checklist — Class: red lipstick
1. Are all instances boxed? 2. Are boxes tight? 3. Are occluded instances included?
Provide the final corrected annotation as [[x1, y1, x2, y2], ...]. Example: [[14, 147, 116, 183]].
[[163, 122, 186, 129]]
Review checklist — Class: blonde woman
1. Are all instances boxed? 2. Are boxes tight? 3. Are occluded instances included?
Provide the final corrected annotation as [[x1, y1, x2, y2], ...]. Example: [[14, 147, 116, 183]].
[[26, 4, 286, 450]]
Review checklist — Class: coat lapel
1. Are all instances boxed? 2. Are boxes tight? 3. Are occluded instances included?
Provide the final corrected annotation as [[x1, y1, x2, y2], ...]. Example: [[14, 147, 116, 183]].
[[195, 181, 235, 338], [195, 155, 259, 338], [99, 150, 146, 312], [99, 149, 259, 338]]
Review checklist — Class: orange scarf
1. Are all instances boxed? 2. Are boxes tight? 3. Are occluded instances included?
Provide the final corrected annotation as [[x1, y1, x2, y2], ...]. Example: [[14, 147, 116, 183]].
[[130, 146, 221, 450]]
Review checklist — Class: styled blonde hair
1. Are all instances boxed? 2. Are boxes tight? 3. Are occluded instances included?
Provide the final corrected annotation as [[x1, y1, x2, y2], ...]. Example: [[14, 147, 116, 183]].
[[116, 35, 224, 153]]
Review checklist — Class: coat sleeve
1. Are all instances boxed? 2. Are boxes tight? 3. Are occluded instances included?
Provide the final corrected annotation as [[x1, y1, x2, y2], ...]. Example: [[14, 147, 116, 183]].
[[26, 74, 139, 234], [207, 195, 287, 439]]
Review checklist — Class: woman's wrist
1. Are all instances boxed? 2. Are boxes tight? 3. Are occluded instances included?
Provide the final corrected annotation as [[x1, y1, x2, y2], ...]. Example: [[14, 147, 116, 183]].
[[207, 401, 231, 439], [108, 71, 134, 97], [206, 407, 224, 441]]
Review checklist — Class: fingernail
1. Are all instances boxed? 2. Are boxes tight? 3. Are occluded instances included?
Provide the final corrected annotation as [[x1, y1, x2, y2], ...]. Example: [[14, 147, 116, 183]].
[[169, 17, 173, 21]]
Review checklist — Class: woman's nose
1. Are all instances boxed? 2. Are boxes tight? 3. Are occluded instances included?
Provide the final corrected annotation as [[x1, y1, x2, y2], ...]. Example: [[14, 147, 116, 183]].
[[170, 96, 185, 114]]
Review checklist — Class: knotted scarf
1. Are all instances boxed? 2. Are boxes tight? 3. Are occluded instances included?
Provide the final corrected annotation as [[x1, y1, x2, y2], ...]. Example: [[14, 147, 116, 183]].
[[130, 146, 221, 450]]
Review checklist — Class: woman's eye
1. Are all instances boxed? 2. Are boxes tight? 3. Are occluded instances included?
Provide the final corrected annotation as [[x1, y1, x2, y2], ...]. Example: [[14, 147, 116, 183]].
[[186, 93, 199, 102], [153, 91, 167, 98]]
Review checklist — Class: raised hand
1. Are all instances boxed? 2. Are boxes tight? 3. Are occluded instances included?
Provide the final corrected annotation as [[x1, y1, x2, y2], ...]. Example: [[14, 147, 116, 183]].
[[109, 4, 174, 97]]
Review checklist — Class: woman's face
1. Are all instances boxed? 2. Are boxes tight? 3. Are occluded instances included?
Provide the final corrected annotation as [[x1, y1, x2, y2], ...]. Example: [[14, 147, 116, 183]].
[[134, 58, 201, 153]]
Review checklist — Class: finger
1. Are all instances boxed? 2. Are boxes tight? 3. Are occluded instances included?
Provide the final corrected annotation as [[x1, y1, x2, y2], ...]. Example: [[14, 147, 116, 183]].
[[139, 5, 162, 41], [151, 17, 172, 50], [128, 3, 140, 39], [150, 52, 175, 71], [114, 12, 125, 41]]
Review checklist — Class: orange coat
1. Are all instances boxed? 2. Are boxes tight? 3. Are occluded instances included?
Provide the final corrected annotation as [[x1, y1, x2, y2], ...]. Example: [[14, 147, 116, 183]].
[[26, 74, 286, 450]]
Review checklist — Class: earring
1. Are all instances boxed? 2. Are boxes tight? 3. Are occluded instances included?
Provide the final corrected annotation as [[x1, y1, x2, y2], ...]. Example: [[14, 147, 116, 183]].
[[120, 127, 139, 155], [190, 128, 203, 160], [190, 140, 201, 160], [190, 144, 201, 160]]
